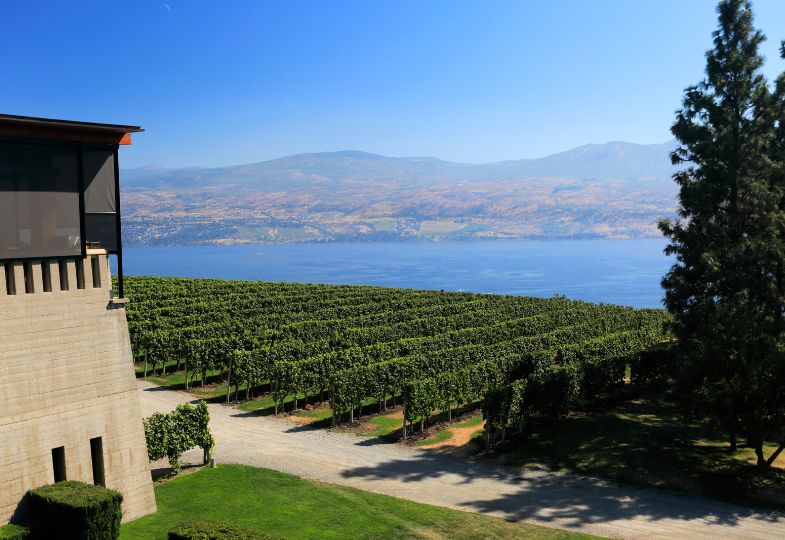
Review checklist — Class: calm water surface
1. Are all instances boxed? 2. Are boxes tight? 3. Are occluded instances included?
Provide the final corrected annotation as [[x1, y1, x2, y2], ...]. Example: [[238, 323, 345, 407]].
[[119, 239, 672, 308]]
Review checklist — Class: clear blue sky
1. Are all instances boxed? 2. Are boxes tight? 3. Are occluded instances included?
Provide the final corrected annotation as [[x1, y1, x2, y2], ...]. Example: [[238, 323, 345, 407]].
[[2, 1, 784, 168]]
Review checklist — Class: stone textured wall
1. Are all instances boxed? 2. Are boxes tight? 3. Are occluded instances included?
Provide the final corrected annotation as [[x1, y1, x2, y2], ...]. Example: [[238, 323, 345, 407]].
[[0, 251, 156, 524]]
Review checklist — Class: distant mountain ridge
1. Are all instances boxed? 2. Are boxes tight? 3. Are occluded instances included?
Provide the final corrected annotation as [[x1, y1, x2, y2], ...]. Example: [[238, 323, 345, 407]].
[[120, 140, 680, 246], [122, 140, 678, 188]]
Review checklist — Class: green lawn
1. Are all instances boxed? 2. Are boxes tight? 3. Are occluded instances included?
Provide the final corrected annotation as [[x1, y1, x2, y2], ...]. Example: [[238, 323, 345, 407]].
[[121, 465, 597, 540], [292, 405, 333, 422], [138, 365, 312, 408], [455, 414, 484, 429], [238, 392, 329, 415], [498, 397, 785, 509], [417, 429, 453, 446], [358, 415, 404, 438], [136, 362, 228, 400]]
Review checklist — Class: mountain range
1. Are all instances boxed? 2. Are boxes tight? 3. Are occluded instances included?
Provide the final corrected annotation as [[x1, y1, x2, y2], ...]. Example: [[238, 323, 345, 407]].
[[120, 140, 680, 246]]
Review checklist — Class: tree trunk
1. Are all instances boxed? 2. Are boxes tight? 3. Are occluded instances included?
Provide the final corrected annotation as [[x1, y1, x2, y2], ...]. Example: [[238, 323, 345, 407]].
[[350, 407, 354, 423], [226, 356, 233, 403], [330, 382, 336, 427], [729, 430, 737, 452], [144, 353, 148, 378], [401, 399, 407, 440], [755, 442, 767, 470], [201, 368, 206, 388]]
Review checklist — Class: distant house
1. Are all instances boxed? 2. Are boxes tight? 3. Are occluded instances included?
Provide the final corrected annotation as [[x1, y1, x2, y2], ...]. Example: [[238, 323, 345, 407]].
[[0, 114, 156, 523]]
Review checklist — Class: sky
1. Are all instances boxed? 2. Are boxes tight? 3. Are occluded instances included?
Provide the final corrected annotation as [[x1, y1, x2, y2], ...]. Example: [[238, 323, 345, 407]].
[[2, 1, 785, 168]]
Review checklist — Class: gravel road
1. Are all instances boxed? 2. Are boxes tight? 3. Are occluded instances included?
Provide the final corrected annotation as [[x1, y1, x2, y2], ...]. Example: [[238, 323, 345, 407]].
[[138, 381, 785, 539]]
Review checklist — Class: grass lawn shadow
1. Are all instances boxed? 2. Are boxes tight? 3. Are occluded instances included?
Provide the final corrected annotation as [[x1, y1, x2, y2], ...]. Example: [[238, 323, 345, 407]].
[[491, 397, 785, 511]]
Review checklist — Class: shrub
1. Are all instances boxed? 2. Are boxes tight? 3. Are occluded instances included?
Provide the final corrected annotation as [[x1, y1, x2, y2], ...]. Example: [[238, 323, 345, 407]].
[[144, 401, 214, 473], [578, 355, 627, 399], [0, 524, 30, 540], [526, 364, 581, 417], [26, 481, 122, 540], [631, 342, 676, 389], [168, 518, 276, 540]]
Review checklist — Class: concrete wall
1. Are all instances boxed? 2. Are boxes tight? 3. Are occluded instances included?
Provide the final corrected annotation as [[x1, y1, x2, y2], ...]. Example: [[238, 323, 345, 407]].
[[0, 251, 156, 524]]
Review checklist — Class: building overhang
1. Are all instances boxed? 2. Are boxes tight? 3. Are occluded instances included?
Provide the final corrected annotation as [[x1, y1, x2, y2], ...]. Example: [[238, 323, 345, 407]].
[[0, 114, 143, 145]]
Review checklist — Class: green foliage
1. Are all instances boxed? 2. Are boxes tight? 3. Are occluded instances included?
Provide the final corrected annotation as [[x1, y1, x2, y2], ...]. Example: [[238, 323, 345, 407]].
[[0, 524, 29, 540], [630, 342, 676, 389], [26, 481, 122, 540], [483, 363, 583, 435], [660, 0, 785, 468], [144, 401, 214, 472], [124, 276, 669, 437], [482, 325, 665, 437], [168, 518, 276, 540], [526, 364, 581, 418]]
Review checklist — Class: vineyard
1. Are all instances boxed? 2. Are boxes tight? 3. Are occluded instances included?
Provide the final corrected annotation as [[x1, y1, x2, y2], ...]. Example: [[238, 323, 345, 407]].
[[124, 276, 670, 439]]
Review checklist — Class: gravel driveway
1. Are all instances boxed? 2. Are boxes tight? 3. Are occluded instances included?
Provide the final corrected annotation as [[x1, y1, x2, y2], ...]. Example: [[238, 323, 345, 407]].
[[138, 381, 785, 539]]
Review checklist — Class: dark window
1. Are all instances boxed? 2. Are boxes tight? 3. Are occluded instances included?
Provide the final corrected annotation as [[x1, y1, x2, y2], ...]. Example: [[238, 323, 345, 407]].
[[83, 149, 118, 252], [90, 437, 105, 486], [58, 260, 69, 291], [0, 142, 81, 261], [84, 214, 118, 252], [52, 446, 66, 482], [75, 259, 85, 289], [4, 263, 14, 295], [23, 262, 33, 293], [91, 256, 101, 288], [42, 261, 52, 292]]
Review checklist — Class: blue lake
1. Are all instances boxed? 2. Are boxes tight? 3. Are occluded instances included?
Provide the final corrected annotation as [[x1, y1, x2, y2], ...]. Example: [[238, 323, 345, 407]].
[[119, 239, 672, 308]]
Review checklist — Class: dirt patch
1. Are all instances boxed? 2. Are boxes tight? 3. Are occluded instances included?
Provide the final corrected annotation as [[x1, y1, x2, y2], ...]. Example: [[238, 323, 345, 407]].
[[288, 415, 317, 425], [425, 425, 484, 456]]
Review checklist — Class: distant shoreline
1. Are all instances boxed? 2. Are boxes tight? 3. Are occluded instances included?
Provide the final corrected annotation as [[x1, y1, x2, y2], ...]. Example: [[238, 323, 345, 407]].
[[122, 234, 668, 249]]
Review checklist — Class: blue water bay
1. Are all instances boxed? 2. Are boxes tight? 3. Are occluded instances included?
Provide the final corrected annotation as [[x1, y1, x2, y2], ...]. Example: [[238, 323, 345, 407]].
[[119, 239, 671, 308]]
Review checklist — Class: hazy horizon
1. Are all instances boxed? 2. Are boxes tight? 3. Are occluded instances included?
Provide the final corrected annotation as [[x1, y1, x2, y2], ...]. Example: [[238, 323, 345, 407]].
[[123, 139, 677, 172], [4, 1, 785, 169]]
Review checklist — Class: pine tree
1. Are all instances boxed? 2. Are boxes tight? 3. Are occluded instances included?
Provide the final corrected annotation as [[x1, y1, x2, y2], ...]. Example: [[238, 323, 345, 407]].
[[660, 0, 785, 470]]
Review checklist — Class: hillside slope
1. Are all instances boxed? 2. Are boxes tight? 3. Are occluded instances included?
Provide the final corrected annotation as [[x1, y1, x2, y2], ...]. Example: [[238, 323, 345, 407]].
[[121, 141, 679, 245]]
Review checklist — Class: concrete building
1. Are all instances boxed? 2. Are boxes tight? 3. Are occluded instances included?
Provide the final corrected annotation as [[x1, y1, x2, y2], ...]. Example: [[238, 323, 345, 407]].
[[0, 115, 156, 523]]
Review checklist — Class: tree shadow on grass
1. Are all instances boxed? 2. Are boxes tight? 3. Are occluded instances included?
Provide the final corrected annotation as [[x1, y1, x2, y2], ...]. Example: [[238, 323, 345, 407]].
[[489, 398, 785, 511], [338, 449, 785, 531]]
